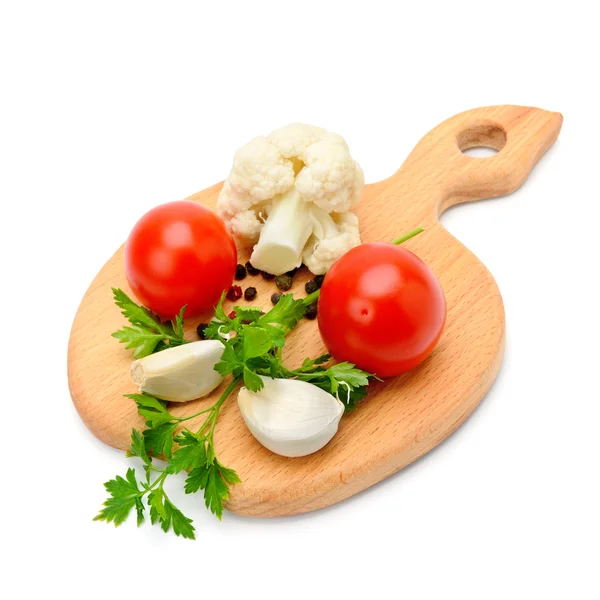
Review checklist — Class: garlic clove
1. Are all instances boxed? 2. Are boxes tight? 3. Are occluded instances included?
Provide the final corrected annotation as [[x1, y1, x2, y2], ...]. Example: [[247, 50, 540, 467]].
[[237, 376, 345, 457], [131, 340, 224, 402]]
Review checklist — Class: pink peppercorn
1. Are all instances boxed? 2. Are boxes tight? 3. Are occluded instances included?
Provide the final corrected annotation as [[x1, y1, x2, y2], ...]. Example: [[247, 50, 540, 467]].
[[226, 285, 242, 301]]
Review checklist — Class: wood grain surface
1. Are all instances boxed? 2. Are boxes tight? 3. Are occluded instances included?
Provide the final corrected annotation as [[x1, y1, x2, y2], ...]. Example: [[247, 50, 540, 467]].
[[68, 105, 562, 516]]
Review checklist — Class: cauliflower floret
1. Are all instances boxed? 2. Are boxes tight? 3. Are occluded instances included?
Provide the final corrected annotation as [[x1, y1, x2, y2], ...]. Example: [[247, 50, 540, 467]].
[[228, 210, 264, 244], [267, 123, 327, 158], [217, 123, 364, 275], [295, 134, 364, 213], [228, 136, 295, 201], [303, 210, 361, 275], [217, 182, 267, 243]]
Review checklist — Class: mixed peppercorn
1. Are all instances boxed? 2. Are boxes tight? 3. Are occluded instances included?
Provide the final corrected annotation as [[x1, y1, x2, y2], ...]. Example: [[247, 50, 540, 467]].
[[244, 287, 257, 301], [198, 263, 323, 338]]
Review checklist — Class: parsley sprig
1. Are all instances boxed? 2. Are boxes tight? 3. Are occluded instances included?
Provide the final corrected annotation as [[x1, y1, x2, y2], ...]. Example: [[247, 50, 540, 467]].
[[95, 378, 242, 539], [99, 284, 375, 537], [111, 288, 187, 358], [204, 293, 375, 410]]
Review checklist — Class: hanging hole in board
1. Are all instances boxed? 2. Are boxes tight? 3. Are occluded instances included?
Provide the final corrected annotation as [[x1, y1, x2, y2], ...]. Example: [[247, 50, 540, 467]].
[[457, 123, 507, 158]]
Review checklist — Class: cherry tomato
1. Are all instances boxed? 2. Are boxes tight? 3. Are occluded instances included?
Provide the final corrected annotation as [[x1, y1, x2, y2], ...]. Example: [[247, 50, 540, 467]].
[[124, 201, 236, 318], [317, 243, 446, 377]]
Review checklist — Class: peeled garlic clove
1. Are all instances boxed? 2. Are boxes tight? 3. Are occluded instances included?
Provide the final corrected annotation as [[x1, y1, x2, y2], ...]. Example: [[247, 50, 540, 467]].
[[131, 340, 224, 402], [237, 376, 345, 457]]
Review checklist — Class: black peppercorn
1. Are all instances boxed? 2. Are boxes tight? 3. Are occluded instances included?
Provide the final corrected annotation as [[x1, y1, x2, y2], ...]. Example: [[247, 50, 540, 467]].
[[235, 264, 247, 280], [314, 274, 325, 288], [245, 261, 260, 276], [244, 286, 257, 301], [304, 302, 318, 320], [226, 285, 243, 301], [275, 274, 293, 291], [285, 267, 299, 277], [196, 323, 209, 339], [305, 279, 318, 294], [271, 292, 282, 305], [261, 271, 275, 280]]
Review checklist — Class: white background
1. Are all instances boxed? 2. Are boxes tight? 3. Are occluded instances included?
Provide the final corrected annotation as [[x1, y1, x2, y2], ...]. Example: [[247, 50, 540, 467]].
[[1, 1, 598, 598]]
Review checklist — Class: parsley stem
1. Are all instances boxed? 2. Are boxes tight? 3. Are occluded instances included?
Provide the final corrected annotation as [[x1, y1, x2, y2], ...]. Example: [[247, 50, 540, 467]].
[[177, 406, 215, 422], [146, 471, 167, 491], [175, 378, 244, 424], [304, 289, 320, 305], [206, 376, 242, 441], [392, 227, 424, 245]]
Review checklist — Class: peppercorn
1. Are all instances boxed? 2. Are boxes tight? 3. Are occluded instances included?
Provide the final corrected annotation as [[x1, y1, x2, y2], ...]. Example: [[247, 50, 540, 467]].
[[271, 292, 282, 305], [275, 274, 293, 291], [304, 302, 318, 320], [235, 264, 247, 280], [245, 261, 260, 276], [244, 286, 257, 301], [261, 271, 275, 280], [305, 279, 319, 294], [314, 274, 325, 288], [228, 310, 237, 319], [196, 323, 209, 339], [286, 267, 299, 277], [226, 285, 243, 301]]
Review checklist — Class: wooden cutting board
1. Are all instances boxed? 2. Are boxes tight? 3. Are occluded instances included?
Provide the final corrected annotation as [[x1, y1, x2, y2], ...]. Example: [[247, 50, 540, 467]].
[[68, 105, 562, 517]]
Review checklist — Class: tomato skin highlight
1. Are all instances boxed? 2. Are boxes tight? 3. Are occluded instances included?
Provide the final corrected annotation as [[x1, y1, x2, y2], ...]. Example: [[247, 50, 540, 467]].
[[317, 243, 446, 377], [124, 201, 237, 318]]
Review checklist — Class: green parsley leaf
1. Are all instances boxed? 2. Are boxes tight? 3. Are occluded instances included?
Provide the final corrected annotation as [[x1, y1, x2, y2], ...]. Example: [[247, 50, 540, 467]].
[[113, 288, 169, 333], [204, 463, 230, 520], [126, 428, 151, 466], [214, 342, 244, 378], [299, 354, 331, 370], [135, 497, 145, 526], [148, 487, 168, 522], [242, 327, 274, 360], [112, 325, 163, 358], [260, 324, 286, 348], [213, 291, 229, 322], [94, 468, 142, 526], [166, 432, 207, 474], [327, 362, 371, 390], [185, 461, 240, 520], [344, 385, 370, 411], [165, 499, 195, 539], [259, 293, 306, 332], [111, 288, 188, 357], [184, 466, 209, 495], [203, 320, 228, 341], [243, 366, 264, 392], [174, 306, 186, 339], [217, 461, 242, 486], [294, 362, 376, 411], [126, 393, 175, 428], [143, 422, 177, 459], [232, 307, 263, 323]]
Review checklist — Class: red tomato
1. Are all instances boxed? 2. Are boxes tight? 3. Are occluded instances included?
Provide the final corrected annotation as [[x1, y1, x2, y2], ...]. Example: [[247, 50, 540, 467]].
[[124, 201, 236, 318], [317, 243, 446, 377]]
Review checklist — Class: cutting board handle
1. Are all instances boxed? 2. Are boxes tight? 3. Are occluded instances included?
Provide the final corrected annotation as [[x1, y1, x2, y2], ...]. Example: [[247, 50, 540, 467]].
[[389, 105, 563, 221]]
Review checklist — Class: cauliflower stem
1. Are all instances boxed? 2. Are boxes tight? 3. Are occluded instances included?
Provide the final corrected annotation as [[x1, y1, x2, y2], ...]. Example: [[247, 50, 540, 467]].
[[249, 188, 313, 275]]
